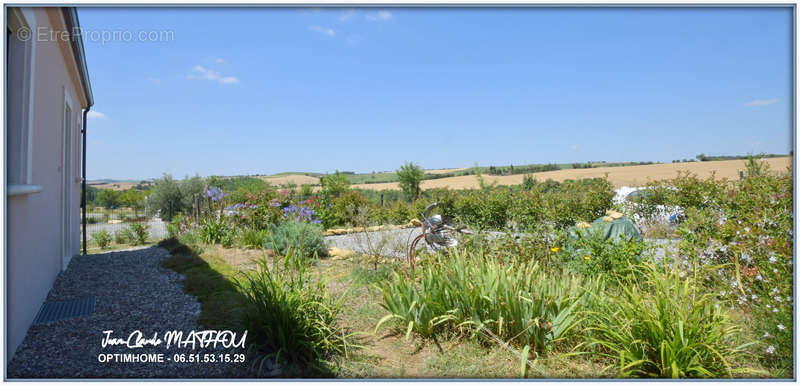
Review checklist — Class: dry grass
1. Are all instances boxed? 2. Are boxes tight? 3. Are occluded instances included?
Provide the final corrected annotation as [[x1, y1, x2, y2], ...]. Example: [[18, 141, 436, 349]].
[[258, 174, 320, 186], [424, 167, 468, 175], [354, 157, 792, 190], [89, 181, 141, 190]]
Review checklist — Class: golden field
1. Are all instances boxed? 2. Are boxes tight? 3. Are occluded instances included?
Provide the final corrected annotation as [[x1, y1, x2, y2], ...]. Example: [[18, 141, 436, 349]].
[[424, 167, 469, 175], [353, 157, 793, 190], [258, 174, 321, 186]]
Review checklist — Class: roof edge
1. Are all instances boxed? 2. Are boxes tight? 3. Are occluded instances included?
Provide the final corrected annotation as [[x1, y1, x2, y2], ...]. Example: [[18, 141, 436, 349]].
[[61, 7, 93, 107]]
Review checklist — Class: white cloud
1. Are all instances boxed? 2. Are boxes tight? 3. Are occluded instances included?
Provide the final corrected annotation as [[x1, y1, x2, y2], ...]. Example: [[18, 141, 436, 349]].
[[186, 65, 239, 85], [746, 98, 779, 106], [309, 25, 336, 37], [146, 77, 161, 85], [214, 57, 225, 64], [367, 10, 392, 21], [338, 9, 358, 22], [570, 144, 580, 150], [87, 110, 107, 120]]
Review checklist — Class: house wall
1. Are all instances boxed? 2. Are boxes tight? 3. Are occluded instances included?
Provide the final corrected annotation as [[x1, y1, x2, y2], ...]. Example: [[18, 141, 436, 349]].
[[6, 7, 86, 362]]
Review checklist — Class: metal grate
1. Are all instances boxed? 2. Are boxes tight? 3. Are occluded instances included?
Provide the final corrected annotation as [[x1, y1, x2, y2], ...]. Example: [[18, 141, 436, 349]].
[[32, 297, 96, 324]]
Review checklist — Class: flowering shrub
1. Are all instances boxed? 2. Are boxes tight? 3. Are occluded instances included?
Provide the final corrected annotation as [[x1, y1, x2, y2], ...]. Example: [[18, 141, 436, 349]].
[[281, 204, 321, 224], [199, 218, 230, 245], [664, 161, 792, 371]]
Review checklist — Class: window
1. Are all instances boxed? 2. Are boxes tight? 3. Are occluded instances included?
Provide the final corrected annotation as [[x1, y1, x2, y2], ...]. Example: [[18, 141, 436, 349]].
[[6, 8, 37, 194]]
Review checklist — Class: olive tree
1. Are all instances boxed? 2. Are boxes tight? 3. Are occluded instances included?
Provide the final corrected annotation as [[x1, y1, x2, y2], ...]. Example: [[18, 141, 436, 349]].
[[397, 162, 424, 200]]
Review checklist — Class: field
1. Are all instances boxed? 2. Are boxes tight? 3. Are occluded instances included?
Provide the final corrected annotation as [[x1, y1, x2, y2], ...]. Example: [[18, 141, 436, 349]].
[[88, 181, 141, 190], [257, 174, 321, 186], [352, 157, 793, 190]]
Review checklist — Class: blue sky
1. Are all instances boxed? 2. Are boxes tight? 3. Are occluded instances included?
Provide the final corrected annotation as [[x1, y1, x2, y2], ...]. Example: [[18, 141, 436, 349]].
[[78, 7, 793, 180]]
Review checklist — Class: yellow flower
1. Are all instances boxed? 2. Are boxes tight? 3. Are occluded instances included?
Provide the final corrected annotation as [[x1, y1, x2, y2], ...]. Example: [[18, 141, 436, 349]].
[[550, 247, 560, 252], [584, 256, 591, 261]]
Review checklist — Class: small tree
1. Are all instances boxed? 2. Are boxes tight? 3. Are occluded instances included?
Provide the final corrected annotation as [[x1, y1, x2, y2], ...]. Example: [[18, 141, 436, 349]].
[[397, 162, 424, 200], [96, 189, 121, 208], [120, 189, 145, 216], [320, 170, 350, 197], [149, 173, 183, 221]]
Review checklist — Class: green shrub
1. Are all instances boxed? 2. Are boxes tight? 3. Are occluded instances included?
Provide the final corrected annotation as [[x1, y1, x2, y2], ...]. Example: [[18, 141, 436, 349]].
[[586, 262, 753, 378], [672, 162, 792, 371], [266, 221, 325, 257], [240, 228, 269, 249], [237, 251, 351, 374], [129, 223, 150, 245], [92, 230, 112, 249], [199, 218, 228, 244], [114, 227, 133, 244], [377, 249, 594, 354], [167, 214, 183, 238], [562, 222, 647, 277], [221, 229, 235, 248]]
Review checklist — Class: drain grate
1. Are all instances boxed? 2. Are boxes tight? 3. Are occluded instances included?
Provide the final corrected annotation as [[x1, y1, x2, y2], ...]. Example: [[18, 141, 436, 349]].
[[32, 297, 96, 324]]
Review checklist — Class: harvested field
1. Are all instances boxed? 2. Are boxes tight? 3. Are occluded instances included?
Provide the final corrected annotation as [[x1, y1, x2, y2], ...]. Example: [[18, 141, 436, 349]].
[[354, 157, 792, 190], [258, 174, 320, 186], [88, 181, 140, 191], [424, 167, 468, 174]]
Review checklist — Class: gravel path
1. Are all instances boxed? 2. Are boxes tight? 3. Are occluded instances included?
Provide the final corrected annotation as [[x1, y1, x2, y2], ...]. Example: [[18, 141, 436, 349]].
[[7, 247, 247, 379]]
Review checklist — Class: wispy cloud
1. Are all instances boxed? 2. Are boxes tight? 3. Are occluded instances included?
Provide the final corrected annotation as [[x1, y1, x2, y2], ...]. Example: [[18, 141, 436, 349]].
[[214, 57, 225, 64], [186, 65, 240, 85], [570, 144, 580, 150], [745, 98, 779, 106], [146, 77, 161, 86], [366, 10, 392, 21], [338, 9, 358, 22], [87, 111, 107, 120], [309, 25, 336, 37]]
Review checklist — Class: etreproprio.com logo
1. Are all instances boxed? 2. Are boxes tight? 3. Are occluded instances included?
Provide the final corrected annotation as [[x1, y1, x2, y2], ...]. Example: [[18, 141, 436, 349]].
[[15, 26, 175, 44]]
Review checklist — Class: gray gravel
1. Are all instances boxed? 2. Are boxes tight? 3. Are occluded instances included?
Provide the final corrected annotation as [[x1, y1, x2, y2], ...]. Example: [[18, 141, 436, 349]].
[[324, 228, 679, 262], [6, 246, 247, 379], [325, 227, 421, 258], [85, 220, 167, 240]]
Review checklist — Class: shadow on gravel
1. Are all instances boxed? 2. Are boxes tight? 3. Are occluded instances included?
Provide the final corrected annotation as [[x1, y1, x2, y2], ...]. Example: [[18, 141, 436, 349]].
[[158, 238, 245, 336], [157, 238, 338, 378]]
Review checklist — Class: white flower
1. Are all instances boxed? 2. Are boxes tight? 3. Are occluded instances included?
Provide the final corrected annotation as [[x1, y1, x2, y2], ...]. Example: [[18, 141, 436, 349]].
[[777, 324, 785, 331], [741, 253, 752, 263], [766, 304, 772, 309], [751, 294, 758, 300], [775, 296, 782, 302], [772, 287, 779, 294], [769, 256, 777, 264], [773, 308, 779, 313], [773, 268, 778, 273], [787, 296, 792, 302], [763, 332, 771, 338], [720, 290, 727, 296], [730, 280, 738, 289], [756, 275, 763, 281], [766, 345, 776, 354]]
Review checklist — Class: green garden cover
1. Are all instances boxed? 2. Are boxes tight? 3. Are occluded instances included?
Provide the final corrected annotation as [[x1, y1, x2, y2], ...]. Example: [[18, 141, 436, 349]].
[[567, 216, 643, 243]]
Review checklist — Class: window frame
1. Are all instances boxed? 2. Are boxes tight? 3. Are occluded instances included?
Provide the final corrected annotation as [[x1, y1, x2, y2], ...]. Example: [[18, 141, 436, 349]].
[[7, 8, 39, 196]]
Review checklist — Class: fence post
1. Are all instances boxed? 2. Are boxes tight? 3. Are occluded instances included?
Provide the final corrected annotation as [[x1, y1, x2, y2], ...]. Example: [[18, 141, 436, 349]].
[[739, 170, 744, 180], [380, 193, 384, 207]]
